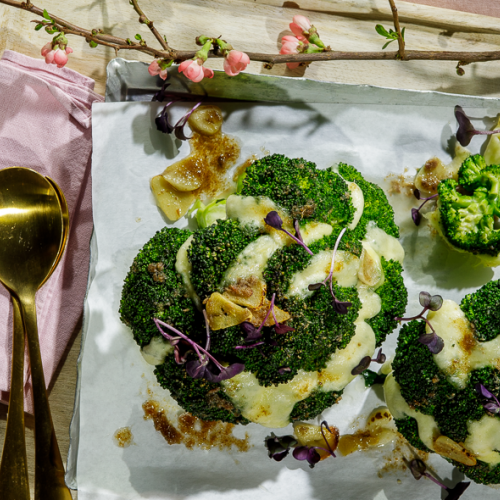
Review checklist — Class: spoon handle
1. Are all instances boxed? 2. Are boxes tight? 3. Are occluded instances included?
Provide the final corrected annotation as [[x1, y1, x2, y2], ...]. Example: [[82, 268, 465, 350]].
[[20, 294, 73, 500], [0, 297, 30, 500]]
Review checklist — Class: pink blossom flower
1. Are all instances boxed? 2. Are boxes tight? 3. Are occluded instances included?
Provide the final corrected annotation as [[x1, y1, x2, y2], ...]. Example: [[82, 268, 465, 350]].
[[280, 35, 302, 70], [290, 15, 312, 37], [42, 45, 73, 68], [148, 60, 169, 80], [178, 59, 214, 83], [223, 50, 250, 76]]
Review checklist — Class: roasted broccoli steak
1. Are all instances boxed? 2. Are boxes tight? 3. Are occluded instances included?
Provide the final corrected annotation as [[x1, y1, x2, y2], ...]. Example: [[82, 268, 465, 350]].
[[121, 155, 406, 427], [386, 280, 500, 485]]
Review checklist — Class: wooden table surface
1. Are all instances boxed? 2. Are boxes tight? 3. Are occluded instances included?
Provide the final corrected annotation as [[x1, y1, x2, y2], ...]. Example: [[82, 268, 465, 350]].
[[0, 0, 500, 498]]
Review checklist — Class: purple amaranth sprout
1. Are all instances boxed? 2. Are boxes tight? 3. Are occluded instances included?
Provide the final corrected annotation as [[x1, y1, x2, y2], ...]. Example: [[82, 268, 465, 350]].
[[351, 348, 387, 376], [264, 433, 298, 462], [408, 458, 470, 500], [307, 228, 352, 315], [153, 82, 202, 141], [412, 189, 439, 226], [235, 293, 294, 350], [395, 291, 444, 354], [154, 311, 244, 383], [292, 421, 337, 469], [475, 383, 500, 414], [264, 211, 314, 256], [455, 105, 500, 147]]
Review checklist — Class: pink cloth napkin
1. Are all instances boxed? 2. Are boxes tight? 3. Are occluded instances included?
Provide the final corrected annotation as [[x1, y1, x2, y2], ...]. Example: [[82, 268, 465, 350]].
[[406, 0, 500, 18], [0, 50, 104, 412]]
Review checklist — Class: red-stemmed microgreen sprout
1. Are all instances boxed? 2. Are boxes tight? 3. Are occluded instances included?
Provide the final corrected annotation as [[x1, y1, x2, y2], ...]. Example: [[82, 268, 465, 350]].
[[264, 211, 314, 256], [475, 383, 500, 414], [153, 83, 202, 141], [236, 292, 294, 350], [154, 312, 245, 382], [455, 105, 500, 147], [395, 291, 444, 354], [265, 421, 337, 468], [307, 228, 352, 315], [412, 189, 439, 226], [407, 458, 470, 500], [351, 348, 387, 376]]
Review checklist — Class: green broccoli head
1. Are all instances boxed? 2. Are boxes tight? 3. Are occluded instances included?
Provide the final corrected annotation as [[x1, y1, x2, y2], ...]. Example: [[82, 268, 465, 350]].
[[241, 154, 355, 227], [389, 281, 500, 485], [119, 228, 198, 346], [438, 154, 500, 256]]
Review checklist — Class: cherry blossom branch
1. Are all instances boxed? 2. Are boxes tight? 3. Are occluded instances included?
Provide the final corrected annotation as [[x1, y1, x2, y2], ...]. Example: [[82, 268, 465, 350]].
[[388, 0, 405, 59], [5, 0, 500, 67], [130, 0, 170, 52]]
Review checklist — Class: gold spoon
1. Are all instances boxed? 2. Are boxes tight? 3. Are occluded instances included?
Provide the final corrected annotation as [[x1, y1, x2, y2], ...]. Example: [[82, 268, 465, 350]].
[[0, 167, 71, 500]]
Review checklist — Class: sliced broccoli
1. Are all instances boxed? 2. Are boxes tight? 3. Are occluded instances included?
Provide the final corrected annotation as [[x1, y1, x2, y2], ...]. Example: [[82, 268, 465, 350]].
[[241, 154, 355, 226], [390, 280, 500, 485], [188, 219, 259, 300], [461, 280, 500, 342], [290, 389, 343, 421], [367, 257, 407, 346], [119, 228, 198, 347], [438, 154, 500, 256]]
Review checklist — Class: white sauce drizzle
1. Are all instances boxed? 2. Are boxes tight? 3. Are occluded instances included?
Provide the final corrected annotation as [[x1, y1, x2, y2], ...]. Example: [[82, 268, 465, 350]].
[[347, 181, 364, 230], [141, 336, 174, 366], [175, 235, 201, 308]]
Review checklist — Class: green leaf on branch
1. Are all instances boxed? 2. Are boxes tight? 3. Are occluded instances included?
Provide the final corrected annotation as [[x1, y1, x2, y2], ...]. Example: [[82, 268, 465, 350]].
[[375, 24, 390, 37], [89, 41, 98, 48], [135, 34, 142, 40], [382, 40, 395, 49], [375, 23, 405, 50], [34, 23, 43, 31], [45, 27, 58, 35], [42, 9, 53, 22]]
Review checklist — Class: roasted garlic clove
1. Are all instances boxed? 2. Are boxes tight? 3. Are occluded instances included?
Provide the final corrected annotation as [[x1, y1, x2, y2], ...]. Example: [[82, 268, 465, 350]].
[[293, 421, 339, 460], [223, 276, 266, 309], [433, 435, 477, 466], [151, 174, 195, 221], [162, 161, 204, 192], [205, 292, 252, 330], [188, 105, 223, 136]]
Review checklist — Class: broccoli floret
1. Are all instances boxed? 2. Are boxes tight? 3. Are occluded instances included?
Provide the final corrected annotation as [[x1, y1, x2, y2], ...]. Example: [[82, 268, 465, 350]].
[[188, 219, 259, 300], [241, 154, 354, 226], [393, 416, 431, 452], [461, 280, 500, 342], [290, 389, 343, 421], [390, 281, 500, 485], [438, 154, 500, 256], [367, 257, 407, 346], [119, 228, 198, 347], [155, 356, 250, 424]]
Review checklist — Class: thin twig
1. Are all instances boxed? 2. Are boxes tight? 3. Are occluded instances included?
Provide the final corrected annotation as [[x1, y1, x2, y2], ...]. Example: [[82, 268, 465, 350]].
[[388, 0, 405, 59], [130, 0, 170, 53], [6, 0, 500, 66]]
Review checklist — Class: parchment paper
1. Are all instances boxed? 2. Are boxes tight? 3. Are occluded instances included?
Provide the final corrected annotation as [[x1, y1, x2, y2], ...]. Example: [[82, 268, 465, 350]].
[[79, 100, 500, 500]]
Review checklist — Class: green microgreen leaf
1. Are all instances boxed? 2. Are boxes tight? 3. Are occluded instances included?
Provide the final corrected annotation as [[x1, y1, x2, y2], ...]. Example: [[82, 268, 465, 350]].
[[34, 23, 43, 31], [42, 9, 53, 22]]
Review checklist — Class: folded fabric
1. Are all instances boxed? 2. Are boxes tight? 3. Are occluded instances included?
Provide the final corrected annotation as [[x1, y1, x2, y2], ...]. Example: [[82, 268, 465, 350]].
[[407, 0, 500, 18], [0, 50, 104, 413]]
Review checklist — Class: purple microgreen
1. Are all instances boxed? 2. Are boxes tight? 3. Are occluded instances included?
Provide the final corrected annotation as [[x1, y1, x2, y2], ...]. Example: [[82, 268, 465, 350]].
[[418, 331, 445, 354], [271, 305, 295, 335], [240, 321, 262, 342], [411, 190, 439, 226], [154, 100, 202, 141], [395, 292, 444, 354], [154, 316, 244, 382], [475, 383, 500, 414], [292, 446, 321, 468], [320, 421, 337, 458], [408, 459, 470, 500], [455, 105, 500, 147], [264, 211, 314, 256], [351, 349, 386, 375], [235, 341, 265, 350], [265, 433, 298, 461], [152, 82, 171, 102], [155, 101, 175, 134], [278, 367, 291, 375], [308, 228, 352, 315], [294, 219, 304, 243]]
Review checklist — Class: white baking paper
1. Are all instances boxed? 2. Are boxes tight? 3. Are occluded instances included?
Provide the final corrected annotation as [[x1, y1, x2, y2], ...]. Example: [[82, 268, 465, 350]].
[[78, 99, 500, 500]]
